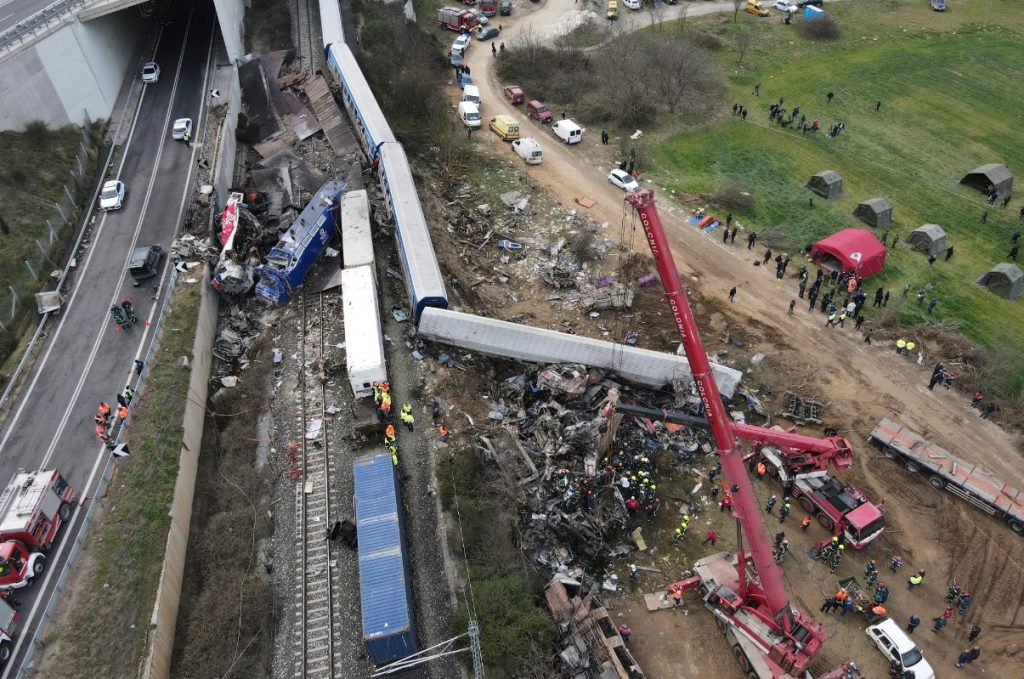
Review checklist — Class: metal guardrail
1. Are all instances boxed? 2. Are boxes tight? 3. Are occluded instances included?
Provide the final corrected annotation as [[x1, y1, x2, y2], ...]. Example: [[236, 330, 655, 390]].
[[12, 266, 180, 679], [0, 0, 85, 52]]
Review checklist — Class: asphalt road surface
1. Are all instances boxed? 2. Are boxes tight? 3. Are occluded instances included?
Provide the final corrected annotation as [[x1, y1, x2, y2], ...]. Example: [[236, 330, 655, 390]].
[[0, 2, 216, 675], [0, 0, 48, 36]]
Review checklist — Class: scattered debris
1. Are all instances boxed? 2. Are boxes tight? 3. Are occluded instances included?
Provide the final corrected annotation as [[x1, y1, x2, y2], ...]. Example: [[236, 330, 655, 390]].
[[779, 391, 829, 425]]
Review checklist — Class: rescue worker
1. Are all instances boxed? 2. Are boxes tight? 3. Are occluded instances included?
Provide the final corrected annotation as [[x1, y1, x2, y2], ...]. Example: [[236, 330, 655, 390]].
[[868, 603, 887, 623], [400, 404, 414, 431], [117, 404, 129, 421], [945, 583, 961, 602], [865, 560, 877, 578], [874, 582, 890, 604], [896, 338, 907, 355], [377, 391, 392, 421], [835, 587, 848, 604], [906, 614, 921, 634], [756, 461, 767, 481], [779, 502, 791, 522], [93, 413, 107, 427], [765, 495, 778, 513], [908, 570, 924, 590], [889, 555, 904, 572], [957, 591, 972, 614], [98, 402, 112, 420], [438, 424, 450, 442], [800, 516, 811, 531], [384, 423, 396, 446], [372, 382, 382, 405], [95, 425, 110, 444], [123, 385, 134, 405]]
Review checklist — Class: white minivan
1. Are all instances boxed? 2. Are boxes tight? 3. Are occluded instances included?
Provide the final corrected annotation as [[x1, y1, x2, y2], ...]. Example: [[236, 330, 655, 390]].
[[463, 84, 481, 106], [458, 101, 482, 129], [512, 138, 543, 165], [865, 619, 935, 679], [552, 119, 582, 144]]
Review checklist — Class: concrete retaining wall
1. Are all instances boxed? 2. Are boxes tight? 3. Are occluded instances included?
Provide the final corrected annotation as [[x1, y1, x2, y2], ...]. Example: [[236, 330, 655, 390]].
[[140, 271, 219, 679]]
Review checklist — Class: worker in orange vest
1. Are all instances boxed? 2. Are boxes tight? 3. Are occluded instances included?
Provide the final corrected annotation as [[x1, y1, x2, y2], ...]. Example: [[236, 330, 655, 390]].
[[835, 587, 848, 603], [800, 516, 812, 531], [756, 461, 767, 480], [98, 402, 111, 419], [869, 604, 887, 623], [117, 405, 129, 421], [438, 424, 450, 442]]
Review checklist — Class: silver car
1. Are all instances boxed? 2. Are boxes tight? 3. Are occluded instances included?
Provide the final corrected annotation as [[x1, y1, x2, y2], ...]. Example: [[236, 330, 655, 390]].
[[141, 62, 160, 83], [99, 180, 125, 211], [171, 118, 193, 140]]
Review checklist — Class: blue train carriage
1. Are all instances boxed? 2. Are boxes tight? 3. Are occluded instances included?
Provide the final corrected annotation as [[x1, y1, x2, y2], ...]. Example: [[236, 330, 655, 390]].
[[376, 143, 449, 322], [325, 41, 396, 160], [255, 180, 345, 304], [353, 452, 418, 665]]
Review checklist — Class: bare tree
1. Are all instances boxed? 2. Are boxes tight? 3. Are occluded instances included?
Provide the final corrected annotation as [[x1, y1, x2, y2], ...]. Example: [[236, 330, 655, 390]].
[[648, 0, 667, 29], [734, 32, 752, 67], [679, 2, 690, 26], [733, 0, 743, 22], [653, 39, 723, 113]]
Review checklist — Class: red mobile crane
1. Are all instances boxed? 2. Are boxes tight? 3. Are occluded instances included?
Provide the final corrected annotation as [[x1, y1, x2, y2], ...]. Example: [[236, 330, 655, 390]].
[[625, 191, 838, 678], [612, 403, 886, 549]]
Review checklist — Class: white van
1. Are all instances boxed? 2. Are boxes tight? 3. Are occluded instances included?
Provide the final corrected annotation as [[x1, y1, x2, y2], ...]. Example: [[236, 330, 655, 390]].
[[512, 138, 543, 165], [458, 101, 482, 129], [552, 119, 583, 144], [463, 84, 481, 106]]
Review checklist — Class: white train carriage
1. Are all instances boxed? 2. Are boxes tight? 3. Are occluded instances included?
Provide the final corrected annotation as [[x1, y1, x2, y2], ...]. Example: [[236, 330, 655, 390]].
[[325, 42, 396, 158], [319, 0, 345, 50], [376, 142, 448, 321]]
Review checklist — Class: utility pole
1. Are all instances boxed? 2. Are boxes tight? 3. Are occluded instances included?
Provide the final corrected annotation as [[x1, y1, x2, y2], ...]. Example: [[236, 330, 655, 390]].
[[469, 619, 485, 679]]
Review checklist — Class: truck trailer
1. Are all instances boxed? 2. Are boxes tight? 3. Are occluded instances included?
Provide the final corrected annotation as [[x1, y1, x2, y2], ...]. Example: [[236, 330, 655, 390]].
[[354, 453, 417, 666], [869, 418, 1024, 535], [341, 266, 387, 399], [436, 6, 478, 31]]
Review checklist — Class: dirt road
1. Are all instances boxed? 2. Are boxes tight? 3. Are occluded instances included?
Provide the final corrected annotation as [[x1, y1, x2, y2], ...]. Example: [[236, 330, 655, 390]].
[[453, 2, 1024, 677]]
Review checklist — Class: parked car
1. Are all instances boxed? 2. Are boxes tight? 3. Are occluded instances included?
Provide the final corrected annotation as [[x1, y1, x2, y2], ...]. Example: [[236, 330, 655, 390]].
[[469, 8, 488, 24], [865, 620, 936, 679], [99, 180, 125, 211], [527, 100, 552, 123], [500, 0, 512, 15], [608, 168, 639, 193], [606, 0, 619, 20], [141, 61, 160, 83], [503, 85, 524, 105], [930, 0, 945, 9], [622, 0, 642, 9], [453, 34, 472, 54], [129, 245, 163, 284], [772, 0, 796, 12], [745, 0, 770, 16], [171, 117, 192, 140], [476, 25, 500, 40]]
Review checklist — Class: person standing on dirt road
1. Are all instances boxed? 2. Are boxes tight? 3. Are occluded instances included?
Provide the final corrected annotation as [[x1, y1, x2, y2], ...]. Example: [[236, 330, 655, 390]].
[[728, 286, 737, 303], [907, 615, 921, 634], [748, 231, 757, 249], [788, 299, 796, 315], [730, 228, 738, 244], [763, 248, 772, 265], [968, 625, 981, 641]]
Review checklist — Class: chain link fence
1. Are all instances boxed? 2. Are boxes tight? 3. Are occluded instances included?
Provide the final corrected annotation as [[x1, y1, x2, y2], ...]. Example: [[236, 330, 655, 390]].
[[0, 115, 100, 337]]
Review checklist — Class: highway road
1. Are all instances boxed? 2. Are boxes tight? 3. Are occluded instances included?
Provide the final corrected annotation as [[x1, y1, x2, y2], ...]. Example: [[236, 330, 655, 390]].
[[0, 0, 46, 36], [0, 2, 216, 674]]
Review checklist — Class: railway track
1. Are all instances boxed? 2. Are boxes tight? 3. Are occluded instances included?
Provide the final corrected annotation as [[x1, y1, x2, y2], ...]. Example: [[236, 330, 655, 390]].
[[293, 0, 323, 75], [295, 290, 341, 679]]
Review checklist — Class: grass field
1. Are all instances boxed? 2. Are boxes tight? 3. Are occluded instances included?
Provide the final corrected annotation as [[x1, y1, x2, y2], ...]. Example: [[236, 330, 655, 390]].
[[651, 0, 1024, 394]]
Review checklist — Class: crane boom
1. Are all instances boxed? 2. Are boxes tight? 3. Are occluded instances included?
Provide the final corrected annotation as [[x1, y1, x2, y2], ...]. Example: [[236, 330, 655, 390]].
[[626, 191, 826, 673], [626, 191, 790, 616]]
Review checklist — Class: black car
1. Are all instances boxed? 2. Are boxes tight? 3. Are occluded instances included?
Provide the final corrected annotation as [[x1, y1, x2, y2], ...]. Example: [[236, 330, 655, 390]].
[[500, 0, 512, 15], [797, 0, 823, 6]]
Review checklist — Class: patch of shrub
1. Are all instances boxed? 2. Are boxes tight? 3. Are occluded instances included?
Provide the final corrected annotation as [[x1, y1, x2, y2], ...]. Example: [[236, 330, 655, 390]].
[[797, 16, 840, 40], [711, 180, 754, 211]]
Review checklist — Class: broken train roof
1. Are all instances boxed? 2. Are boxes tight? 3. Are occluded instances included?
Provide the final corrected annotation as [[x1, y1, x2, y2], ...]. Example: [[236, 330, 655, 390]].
[[417, 308, 742, 398]]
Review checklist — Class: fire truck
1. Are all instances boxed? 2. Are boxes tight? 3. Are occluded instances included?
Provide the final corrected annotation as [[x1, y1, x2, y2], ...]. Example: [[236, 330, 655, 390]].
[[0, 470, 76, 590], [615, 404, 886, 549], [625, 191, 861, 678], [436, 6, 478, 32], [0, 596, 17, 663]]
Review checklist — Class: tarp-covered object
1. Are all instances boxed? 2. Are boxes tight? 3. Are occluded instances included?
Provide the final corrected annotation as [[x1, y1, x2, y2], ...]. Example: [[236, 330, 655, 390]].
[[811, 228, 887, 278], [906, 224, 947, 257], [976, 263, 1024, 300], [853, 198, 892, 229], [806, 170, 843, 199], [960, 163, 1013, 196]]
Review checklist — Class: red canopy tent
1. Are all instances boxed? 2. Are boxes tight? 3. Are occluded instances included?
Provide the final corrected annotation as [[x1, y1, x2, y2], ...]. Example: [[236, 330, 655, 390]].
[[811, 228, 887, 278]]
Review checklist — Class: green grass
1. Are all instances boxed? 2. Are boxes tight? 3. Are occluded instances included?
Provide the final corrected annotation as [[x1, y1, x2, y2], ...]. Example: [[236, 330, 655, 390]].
[[651, 0, 1024, 394], [0, 123, 99, 363], [36, 281, 201, 677]]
